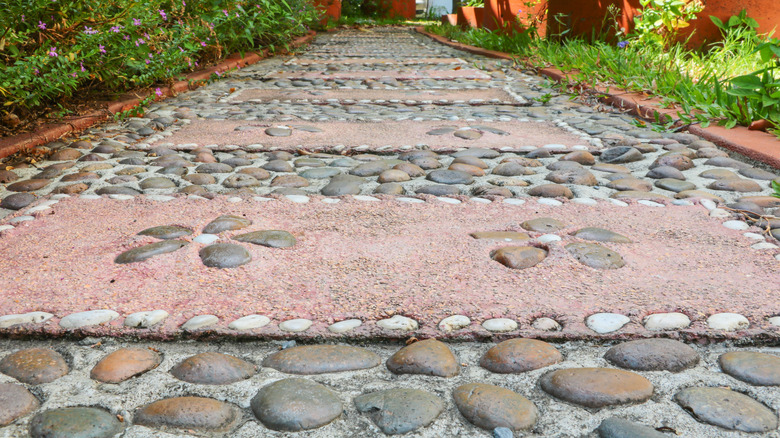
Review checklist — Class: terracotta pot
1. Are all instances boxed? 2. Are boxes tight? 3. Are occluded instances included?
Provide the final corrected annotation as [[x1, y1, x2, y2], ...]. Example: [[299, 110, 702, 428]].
[[679, 0, 780, 48], [484, 0, 548, 36], [546, 0, 640, 39], [546, 0, 780, 47], [382, 0, 417, 18], [457, 6, 486, 28], [312, 0, 341, 25], [442, 13, 459, 25]]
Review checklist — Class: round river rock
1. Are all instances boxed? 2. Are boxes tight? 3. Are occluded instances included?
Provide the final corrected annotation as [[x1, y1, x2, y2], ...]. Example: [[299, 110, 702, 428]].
[[453, 383, 538, 431], [355, 388, 444, 435], [540, 368, 653, 408], [604, 339, 699, 372], [251, 378, 343, 431], [480, 339, 563, 373], [199, 243, 251, 268], [263, 345, 381, 374]]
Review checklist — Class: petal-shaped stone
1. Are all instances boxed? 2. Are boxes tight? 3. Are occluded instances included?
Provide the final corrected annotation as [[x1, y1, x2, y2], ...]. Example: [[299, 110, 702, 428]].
[[675, 387, 778, 433], [355, 389, 444, 435], [597, 417, 667, 438], [480, 339, 563, 373], [115, 240, 188, 264], [541, 368, 653, 408], [491, 246, 547, 269], [202, 215, 251, 234], [29, 407, 123, 438], [453, 383, 538, 431], [135, 396, 239, 432], [719, 351, 780, 386], [566, 243, 625, 269], [251, 378, 343, 431], [521, 217, 565, 232], [199, 243, 251, 268], [233, 230, 296, 248], [386, 339, 459, 377], [0, 383, 39, 426], [572, 227, 631, 243], [171, 352, 256, 384], [0, 348, 68, 384], [90, 348, 161, 383], [470, 231, 530, 241], [263, 345, 381, 374], [604, 339, 699, 372], [138, 225, 193, 240]]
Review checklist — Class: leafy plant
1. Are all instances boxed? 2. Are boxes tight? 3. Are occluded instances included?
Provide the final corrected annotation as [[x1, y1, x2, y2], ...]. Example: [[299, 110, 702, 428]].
[[462, 0, 485, 7], [772, 180, 780, 199], [633, 0, 704, 47], [710, 9, 759, 35], [0, 0, 319, 129]]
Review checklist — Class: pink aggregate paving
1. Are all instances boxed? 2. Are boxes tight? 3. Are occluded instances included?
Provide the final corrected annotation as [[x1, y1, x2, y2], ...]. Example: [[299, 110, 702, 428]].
[[265, 69, 492, 80], [0, 196, 778, 339], [150, 120, 585, 151], [229, 88, 518, 104], [286, 58, 467, 65]]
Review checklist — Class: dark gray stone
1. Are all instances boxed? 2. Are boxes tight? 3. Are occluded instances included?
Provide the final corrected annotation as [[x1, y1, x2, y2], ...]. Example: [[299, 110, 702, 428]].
[[138, 226, 193, 240], [115, 240, 188, 264], [202, 215, 251, 234], [355, 389, 444, 435], [521, 217, 565, 232], [263, 345, 381, 374], [566, 243, 625, 269], [95, 186, 141, 196], [646, 166, 686, 180], [29, 407, 123, 438], [604, 339, 699, 372], [654, 179, 696, 193], [300, 168, 341, 179], [492, 162, 534, 177], [251, 378, 343, 431], [452, 148, 500, 159], [597, 417, 666, 438], [233, 230, 297, 248], [573, 227, 631, 243], [426, 170, 474, 185], [416, 185, 460, 196], [195, 163, 233, 174], [675, 387, 778, 433], [199, 243, 251, 268], [263, 160, 295, 173], [600, 147, 643, 164], [0, 193, 36, 210]]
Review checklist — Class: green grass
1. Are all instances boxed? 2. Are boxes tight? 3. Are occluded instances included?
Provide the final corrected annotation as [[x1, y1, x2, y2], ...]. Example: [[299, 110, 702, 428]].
[[425, 22, 780, 135]]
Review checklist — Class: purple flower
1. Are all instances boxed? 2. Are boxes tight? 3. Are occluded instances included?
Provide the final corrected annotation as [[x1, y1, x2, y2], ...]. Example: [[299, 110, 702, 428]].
[[123, 35, 130, 40], [38, 21, 46, 30], [222, 9, 228, 16], [33, 68, 39, 75], [159, 9, 167, 20], [99, 44, 106, 54], [133, 18, 142, 26], [71, 72, 77, 78], [80, 62, 86, 72], [48, 47, 58, 57], [200, 41, 206, 47], [110, 25, 123, 33], [155, 88, 163, 97], [135, 38, 145, 46], [83, 26, 98, 35], [21, 15, 25, 22], [617, 41, 628, 48]]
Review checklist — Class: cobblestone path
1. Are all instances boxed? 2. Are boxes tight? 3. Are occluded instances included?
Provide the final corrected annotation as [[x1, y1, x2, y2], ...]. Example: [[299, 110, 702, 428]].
[[0, 27, 779, 437]]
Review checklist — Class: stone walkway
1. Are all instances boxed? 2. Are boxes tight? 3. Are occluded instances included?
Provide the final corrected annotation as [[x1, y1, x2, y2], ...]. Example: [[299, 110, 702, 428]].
[[0, 27, 779, 437]]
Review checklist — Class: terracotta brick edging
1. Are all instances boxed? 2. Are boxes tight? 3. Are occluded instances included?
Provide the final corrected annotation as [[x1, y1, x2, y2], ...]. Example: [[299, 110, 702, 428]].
[[415, 26, 780, 170], [0, 31, 317, 160]]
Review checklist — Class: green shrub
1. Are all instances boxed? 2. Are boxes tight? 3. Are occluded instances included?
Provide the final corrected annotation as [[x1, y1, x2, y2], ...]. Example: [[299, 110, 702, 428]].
[[0, 0, 318, 119]]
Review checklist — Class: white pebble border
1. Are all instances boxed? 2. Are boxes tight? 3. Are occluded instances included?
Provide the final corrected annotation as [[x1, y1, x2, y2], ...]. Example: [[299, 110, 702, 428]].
[[0, 307, 774, 336]]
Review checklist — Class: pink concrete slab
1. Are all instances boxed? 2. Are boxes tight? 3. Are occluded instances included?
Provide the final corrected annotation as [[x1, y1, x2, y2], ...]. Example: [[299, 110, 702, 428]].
[[266, 69, 492, 80], [286, 58, 467, 65], [147, 121, 585, 152], [0, 197, 777, 339], [229, 88, 519, 104]]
